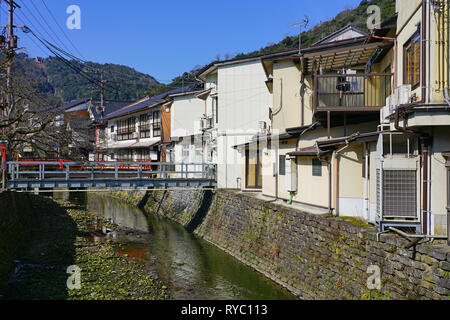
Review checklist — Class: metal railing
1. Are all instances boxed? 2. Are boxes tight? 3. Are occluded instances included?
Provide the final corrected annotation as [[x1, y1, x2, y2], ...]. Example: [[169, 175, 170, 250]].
[[6, 160, 216, 182], [313, 73, 393, 111]]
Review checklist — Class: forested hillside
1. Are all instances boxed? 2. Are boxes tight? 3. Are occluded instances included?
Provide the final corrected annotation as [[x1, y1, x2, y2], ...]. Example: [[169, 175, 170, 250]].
[[12, 53, 160, 104], [12, 0, 395, 103]]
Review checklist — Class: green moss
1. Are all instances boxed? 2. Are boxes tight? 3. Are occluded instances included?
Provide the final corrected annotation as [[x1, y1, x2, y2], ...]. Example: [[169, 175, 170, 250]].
[[339, 216, 372, 228]]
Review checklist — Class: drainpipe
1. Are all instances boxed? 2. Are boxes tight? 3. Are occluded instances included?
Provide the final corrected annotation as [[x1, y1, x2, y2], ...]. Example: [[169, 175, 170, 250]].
[[371, 33, 397, 92], [300, 57, 306, 127], [364, 143, 370, 222], [421, 140, 429, 235], [332, 135, 358, 217], [316, 143, 333, 214]]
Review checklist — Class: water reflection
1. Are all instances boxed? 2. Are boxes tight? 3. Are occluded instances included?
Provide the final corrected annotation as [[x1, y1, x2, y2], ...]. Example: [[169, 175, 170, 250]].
[[56, 191, 296, 300]]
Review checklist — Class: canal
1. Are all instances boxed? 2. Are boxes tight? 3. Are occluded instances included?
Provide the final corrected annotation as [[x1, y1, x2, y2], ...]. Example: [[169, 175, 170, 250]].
[[56, 191, 297, 300]]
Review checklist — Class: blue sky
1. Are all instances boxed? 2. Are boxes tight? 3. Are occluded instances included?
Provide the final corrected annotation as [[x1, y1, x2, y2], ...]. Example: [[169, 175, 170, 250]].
[[3, 0, 362, 84]]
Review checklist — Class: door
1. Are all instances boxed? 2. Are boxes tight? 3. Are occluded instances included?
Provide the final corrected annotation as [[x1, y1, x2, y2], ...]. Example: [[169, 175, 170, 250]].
[[245, 145, 262, 189]]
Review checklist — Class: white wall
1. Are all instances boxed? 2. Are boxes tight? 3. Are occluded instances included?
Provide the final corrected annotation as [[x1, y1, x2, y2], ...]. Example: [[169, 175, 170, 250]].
[[216, 60, 271, 189], [171, 94, 204, 139]]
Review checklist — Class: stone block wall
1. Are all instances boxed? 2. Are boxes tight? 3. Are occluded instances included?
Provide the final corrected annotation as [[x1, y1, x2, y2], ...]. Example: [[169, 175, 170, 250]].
[[0, 191, 35, 294], [117, 189, 450, 300]]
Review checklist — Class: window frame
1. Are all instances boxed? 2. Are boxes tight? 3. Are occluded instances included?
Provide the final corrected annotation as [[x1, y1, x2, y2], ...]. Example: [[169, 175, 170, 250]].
[[152, 110, 161, 137], [312, 158, 322, 177], [403, 28, 421, 90], [279, 155, 286, 176]]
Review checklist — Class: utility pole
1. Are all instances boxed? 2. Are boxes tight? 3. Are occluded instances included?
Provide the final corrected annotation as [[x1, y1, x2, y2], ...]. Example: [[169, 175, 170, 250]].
[[100, 71, 105, 121], [1, 0, 20, 190]]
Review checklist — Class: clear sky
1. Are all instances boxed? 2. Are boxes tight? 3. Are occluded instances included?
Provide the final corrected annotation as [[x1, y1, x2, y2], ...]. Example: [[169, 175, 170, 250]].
[[2, 0, 362, 84]]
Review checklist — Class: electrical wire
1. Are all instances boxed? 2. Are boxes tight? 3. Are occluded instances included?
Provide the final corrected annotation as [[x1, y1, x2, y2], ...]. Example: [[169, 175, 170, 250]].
[[39, 0, 86, 61], [21, 0, 72, 55]]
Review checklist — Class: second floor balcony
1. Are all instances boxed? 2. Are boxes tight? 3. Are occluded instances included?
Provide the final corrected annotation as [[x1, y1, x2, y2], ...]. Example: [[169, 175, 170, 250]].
[[313, 72, 393, 113]]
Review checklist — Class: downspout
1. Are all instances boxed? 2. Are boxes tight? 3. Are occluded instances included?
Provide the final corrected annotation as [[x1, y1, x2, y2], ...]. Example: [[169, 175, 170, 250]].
[[332, 135, 358, 217], [371, 31, 397, 91], [300, 56, 306, 127], [364, 143, 370, 222], [316, 143, 332, 214], [422, 140, 429, 235]]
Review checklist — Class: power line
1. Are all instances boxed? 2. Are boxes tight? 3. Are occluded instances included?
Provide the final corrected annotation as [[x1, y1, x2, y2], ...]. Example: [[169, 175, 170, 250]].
[[39, 0, 86, 61], [28, 29, 118, 94], [20, 0, 72, 55], [16, 3, 66, 52]]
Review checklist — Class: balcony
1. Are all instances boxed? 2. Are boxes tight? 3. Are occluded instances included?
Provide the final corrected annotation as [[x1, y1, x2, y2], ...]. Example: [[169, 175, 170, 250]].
[[313, 73, 393, 113]]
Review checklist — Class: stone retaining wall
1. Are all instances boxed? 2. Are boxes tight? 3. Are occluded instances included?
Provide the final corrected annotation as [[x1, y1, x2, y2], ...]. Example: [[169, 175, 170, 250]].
[[0, 191, 35, 294], [113, 189, 450, 300]]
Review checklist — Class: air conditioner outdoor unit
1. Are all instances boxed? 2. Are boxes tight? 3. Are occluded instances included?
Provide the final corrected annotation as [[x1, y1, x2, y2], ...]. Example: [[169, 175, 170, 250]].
[[111, 133, 117, 142], [397, 85, 412, 106], [201, 117, 212, 130], [258, 121, 267, 134], [132, 132, 138, 139]]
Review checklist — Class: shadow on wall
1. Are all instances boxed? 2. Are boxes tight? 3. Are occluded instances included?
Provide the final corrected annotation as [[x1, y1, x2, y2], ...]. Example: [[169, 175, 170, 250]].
[[1, 193, 77, 300], [185, 190, 214, 233]]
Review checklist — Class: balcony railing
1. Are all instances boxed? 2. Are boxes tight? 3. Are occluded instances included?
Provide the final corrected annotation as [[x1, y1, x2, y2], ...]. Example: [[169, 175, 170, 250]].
[[313, 73, 393, 112]]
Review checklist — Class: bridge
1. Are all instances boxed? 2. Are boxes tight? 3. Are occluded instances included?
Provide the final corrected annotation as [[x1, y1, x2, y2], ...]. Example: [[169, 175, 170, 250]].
[[4, 160, 216, 190]]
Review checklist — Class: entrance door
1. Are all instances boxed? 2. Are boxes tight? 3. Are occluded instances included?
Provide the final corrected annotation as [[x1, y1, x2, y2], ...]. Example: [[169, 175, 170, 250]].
[[245, 145, 262, 189]]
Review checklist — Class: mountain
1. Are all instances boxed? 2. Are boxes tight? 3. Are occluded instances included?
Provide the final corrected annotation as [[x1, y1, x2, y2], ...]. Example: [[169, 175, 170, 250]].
[[12, 0, 395, 104], [12, 53, 160, 104]]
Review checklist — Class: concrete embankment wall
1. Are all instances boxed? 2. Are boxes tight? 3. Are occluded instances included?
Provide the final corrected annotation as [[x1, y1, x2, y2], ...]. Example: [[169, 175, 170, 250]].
[[113, 189, 450, 300], [0, 191, 36, 294]]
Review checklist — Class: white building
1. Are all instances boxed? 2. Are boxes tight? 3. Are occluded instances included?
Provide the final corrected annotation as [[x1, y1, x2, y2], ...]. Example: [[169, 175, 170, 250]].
[[104, 97, 163, 162], [166, 85, 206, 177], [197, 56, 272, 189]]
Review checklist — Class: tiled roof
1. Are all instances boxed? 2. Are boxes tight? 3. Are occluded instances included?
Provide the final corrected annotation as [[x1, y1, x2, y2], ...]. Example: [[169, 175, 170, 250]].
[[106, 83, 204, 119]]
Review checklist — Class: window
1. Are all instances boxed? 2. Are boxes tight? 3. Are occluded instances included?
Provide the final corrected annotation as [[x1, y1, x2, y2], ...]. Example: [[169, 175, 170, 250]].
[[215, 97, 218, 124], [404, 29, 421, 89], [117, 117, 136, 141], [279, 155, 286, 175], [117, 149, 133, 161], [152, 111, 161, 137], [110, 125, 114, 133], [312, 159, 322, 176], [136, 149, 150, 161], [383, 65, 392, 98], [139, 114, 151, 138]]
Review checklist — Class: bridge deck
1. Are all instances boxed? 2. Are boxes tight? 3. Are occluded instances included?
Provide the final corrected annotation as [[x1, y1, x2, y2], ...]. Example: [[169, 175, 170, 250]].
[[5, 160, 216, 189]]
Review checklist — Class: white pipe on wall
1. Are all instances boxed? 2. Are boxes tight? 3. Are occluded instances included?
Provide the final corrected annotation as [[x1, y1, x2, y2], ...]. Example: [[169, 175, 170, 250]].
[[364, 143, 370, 222]]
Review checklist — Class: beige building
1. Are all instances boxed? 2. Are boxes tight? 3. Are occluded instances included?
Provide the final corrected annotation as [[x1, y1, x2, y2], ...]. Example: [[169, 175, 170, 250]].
[[236, 1, 450, 242], [237, 24, 394, 223], [378, 0, 450, 238]]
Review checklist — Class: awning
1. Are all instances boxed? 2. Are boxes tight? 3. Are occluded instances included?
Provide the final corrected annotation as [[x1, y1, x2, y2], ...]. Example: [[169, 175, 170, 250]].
[[232, 132, 298, 149], [287, 146, 329, 157], [107, 141, 136, 149], [304, 41, 392, 73], [195, 88, 212, 100], [130, 138, 161, 149], [443, 153, 450, 167], [288, 131, 383, 158]]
